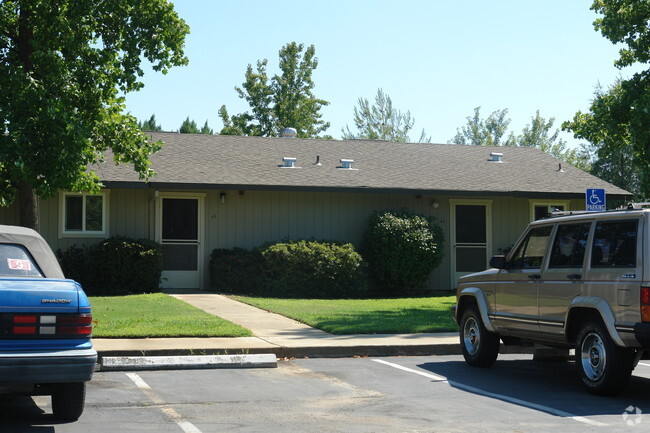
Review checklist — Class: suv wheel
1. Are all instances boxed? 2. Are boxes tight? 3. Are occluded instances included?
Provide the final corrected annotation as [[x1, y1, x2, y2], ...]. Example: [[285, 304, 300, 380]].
[[575, 320, 633, 396], [460, 305, 500, 367], [52, 382, 86, 421]]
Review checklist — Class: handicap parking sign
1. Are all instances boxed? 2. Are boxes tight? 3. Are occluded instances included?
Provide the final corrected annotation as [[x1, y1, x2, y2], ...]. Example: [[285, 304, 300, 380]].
[[586, 188, 606, 212]]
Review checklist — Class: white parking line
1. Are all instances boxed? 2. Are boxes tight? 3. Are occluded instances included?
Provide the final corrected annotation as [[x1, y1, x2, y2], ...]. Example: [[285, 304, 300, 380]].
[[371, 359, 609, 427], [126, 372, 202, 433]]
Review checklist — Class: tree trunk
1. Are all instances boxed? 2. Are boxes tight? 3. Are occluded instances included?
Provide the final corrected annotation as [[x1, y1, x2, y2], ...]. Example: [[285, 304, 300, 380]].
[[17, 181, 39, 231]]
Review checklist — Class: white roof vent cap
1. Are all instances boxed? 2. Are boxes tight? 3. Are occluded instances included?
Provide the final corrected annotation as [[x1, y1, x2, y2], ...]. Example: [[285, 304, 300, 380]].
[[489, 152, 503, 162], [282, 157, 297, 168], [340, 159, 355, 169]]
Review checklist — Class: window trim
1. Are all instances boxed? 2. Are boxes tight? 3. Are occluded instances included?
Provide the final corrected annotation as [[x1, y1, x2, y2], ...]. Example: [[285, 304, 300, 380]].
[[59, 191, 110, 238], [529, 200, 571, 221]]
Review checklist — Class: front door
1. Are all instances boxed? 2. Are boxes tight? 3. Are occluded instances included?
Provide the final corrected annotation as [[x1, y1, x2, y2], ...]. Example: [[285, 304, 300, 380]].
[[157, 194, 204, 289], [451, 201, 492, 283]]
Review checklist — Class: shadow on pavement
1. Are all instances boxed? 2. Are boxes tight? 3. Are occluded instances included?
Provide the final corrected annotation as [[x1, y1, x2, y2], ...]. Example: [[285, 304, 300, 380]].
[[418, 356, 650, 418], [0, 396, 62, 432]]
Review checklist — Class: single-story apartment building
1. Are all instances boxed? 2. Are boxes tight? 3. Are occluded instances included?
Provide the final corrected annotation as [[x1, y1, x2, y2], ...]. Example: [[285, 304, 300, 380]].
[[0, 132, 630, 291]]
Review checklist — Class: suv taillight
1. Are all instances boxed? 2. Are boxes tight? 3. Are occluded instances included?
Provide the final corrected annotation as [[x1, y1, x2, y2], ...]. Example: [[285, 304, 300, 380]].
[[11, 314, 92, 338], [642, 287, 650, 322]]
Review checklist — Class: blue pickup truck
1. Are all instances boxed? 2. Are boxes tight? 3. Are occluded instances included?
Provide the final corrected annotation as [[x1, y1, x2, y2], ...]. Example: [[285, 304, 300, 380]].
[[0, 224, 96, 421]]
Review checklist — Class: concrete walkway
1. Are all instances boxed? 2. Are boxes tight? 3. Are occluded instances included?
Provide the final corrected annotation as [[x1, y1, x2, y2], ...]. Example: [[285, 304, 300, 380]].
[[92, 290, 461, 360]]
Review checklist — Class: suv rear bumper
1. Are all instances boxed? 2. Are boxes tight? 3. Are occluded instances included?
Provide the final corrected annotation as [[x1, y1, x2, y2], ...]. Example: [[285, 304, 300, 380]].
[[634, 323, 650, 347], [0, 348, 97, 386]]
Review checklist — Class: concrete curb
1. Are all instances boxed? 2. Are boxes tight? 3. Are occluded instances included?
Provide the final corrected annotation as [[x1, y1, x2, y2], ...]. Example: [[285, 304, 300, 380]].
[[100, 353, 278, 371]]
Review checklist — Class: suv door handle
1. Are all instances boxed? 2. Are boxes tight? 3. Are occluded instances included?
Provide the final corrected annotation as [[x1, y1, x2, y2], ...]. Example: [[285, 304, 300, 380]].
[[567, 274, 582, 280], [528, 274, 541, 280]]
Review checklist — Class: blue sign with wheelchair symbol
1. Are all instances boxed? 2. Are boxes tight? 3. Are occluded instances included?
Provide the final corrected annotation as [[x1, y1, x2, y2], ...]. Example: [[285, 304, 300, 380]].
[[586, 188, 606, 212]]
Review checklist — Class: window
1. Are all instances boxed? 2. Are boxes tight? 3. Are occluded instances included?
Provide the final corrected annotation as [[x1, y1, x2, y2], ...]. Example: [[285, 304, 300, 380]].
[[529, 200, 570, 221], [510, 226, 552, 268], [549, 223, 591, 268], [0, 244, 43, 277], [591, 220, 638, 268], [60, 192, 109, 237]]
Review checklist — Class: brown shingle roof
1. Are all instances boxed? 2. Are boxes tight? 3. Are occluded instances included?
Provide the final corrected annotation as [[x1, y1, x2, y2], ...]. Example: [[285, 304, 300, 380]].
[[93, 132, 630, 199]]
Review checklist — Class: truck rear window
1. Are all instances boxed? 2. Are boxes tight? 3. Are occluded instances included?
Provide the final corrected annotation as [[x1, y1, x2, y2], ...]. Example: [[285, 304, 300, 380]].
[[0, 244, 44, 277]]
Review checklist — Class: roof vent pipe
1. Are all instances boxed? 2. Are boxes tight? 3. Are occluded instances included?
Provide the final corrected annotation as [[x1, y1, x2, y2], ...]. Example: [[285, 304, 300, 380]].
[[489, 152, 503, 162], [313, 155, 322, 166], [280, 127, 297, 138]]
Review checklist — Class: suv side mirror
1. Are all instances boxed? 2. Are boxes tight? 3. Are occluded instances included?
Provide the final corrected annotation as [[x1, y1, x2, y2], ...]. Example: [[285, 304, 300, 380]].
[[490, 255, 507, 269]]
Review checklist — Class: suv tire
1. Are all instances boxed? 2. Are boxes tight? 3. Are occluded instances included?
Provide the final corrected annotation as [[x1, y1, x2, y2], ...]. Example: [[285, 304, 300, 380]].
[[52, 382, 86, 421], [460, 305, 500, 367], [575, 319, 633, 396]]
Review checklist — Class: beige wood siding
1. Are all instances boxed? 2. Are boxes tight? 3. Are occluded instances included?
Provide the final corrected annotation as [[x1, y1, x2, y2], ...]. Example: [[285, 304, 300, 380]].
[[0, 188, 587, 291]]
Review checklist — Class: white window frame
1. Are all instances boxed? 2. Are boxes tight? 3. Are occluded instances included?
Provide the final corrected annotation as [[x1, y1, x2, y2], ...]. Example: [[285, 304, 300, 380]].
[[59, 191, 110, 238], [529, 200, 571, 221]]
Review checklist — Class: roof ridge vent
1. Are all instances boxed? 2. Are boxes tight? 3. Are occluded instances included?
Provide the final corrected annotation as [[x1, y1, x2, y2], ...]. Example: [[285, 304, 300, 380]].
[[489, 152, 503, 162]]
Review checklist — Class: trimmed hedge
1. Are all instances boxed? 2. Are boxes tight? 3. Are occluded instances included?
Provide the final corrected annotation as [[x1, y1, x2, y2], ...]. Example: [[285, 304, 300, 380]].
[[260, 240, 366, 298], [209, 248, 263, 294], [209, 240, 367, 298], [57, 237, 162, 296], [362, 210, 445, 296]]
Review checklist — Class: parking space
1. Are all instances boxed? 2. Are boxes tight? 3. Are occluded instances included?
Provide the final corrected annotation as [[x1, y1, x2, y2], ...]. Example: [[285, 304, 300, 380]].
[[3, 354, 650, 432]]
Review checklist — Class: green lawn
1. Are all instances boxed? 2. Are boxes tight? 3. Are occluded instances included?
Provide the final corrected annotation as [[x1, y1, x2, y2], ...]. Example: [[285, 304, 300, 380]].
[[90, 293, 252, 338], [232, 295, 458, 335]]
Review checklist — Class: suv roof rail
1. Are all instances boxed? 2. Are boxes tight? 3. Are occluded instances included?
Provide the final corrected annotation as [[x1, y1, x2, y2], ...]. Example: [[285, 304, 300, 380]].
[[627, 202, 650, 210], [548, 210, 591, 218]]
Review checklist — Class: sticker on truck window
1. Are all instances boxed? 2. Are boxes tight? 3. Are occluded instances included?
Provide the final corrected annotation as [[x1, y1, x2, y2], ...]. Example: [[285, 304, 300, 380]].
[[7, 258, 32, 271]]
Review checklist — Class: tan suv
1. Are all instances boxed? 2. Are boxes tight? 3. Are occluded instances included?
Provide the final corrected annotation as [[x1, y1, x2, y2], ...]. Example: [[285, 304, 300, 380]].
[[454, 205, 650, 395]]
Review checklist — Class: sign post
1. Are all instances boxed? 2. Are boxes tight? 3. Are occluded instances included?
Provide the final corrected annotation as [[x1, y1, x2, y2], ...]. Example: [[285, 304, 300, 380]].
[[586, 188, 606, 212]]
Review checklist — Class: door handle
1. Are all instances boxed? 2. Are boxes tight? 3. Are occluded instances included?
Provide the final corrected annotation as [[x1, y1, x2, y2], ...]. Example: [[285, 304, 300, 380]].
[[528, 274, 541, 280], [567, 274, 582, 280]]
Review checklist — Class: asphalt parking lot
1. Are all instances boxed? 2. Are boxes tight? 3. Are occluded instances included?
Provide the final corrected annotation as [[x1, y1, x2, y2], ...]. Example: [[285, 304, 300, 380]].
[[3, 354, 650, 432]]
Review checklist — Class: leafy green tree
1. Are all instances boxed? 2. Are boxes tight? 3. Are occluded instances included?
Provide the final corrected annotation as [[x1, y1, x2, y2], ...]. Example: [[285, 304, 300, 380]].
[[179, 117, 213, 134], [519, 111, 591, 171], [139, 114, 162, 131], [563, 1, 650, 195], [200, 120, 213, 135], [342, 88, 430, 143], [0, 0, 189, 230], [451, 107, 590, 170], [450, 107, 516, 147], [179, 117, 199, 134], [564, 81, 647, 198], [219, 42, 330, 138]]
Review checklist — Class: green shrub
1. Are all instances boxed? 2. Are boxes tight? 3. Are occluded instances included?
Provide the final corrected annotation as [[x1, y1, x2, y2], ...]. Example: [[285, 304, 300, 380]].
[[362, 210, 445, 296], [57, 237, 162, 296], [208, 248, 263, 295], [260, 240, 367, 299]]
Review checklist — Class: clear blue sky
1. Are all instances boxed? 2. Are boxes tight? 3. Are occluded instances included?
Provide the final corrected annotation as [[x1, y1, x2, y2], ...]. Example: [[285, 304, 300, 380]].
[[125, 0, 639, 146]]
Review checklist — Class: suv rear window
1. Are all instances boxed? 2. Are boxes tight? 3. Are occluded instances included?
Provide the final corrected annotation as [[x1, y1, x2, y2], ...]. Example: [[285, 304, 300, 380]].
[[0, 244, 44, 277], [591, 220, 638, 268]]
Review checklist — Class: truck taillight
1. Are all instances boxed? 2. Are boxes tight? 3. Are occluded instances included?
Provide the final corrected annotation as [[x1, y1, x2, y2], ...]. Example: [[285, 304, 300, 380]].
[[11, 314, 92, 337], [642, 287, 650, 322]]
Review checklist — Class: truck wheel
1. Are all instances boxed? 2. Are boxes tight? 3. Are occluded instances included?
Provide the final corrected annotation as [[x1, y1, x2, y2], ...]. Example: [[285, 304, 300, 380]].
[[52, 382, 86, 421], [576, 320, 633, 396], [460, 305, 500, 367]]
